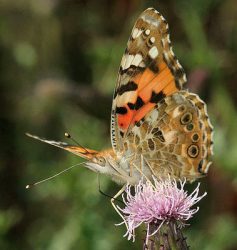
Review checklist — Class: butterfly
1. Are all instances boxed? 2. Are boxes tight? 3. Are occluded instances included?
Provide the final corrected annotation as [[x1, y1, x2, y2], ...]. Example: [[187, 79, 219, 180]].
[[27, 7, 213, 186]]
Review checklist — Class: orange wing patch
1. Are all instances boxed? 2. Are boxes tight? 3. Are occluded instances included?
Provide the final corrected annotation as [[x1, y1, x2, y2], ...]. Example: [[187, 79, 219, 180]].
[[116, 61, 179, 130]]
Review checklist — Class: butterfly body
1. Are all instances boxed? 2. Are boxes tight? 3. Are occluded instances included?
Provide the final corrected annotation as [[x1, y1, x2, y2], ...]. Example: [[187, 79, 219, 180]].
[[27, 8, 213, 185]]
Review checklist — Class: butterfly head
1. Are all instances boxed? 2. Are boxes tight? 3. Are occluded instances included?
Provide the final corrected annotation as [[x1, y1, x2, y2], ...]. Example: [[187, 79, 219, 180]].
[[85, 149, 132, 184]]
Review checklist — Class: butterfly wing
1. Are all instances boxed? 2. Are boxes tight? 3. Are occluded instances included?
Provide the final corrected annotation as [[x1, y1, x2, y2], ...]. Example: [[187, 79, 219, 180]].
[[111, 7, 213, 181], [111, 8, 187, 151], [122, 91, 214, 181]]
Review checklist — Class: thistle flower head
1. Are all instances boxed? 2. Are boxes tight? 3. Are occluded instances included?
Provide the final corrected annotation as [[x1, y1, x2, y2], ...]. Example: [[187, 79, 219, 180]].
[[117, 177, 207, 242]]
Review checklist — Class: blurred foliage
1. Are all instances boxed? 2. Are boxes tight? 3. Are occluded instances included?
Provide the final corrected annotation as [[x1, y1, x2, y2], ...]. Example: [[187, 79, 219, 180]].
[[0, 0, 237, 249]]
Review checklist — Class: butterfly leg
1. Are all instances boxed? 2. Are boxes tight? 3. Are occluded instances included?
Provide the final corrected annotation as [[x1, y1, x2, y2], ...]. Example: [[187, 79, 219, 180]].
[[129, 162, 133, 177], [132, 155, 154, 186], [143, 156, 159, 186], [111, 185, 130, 233]]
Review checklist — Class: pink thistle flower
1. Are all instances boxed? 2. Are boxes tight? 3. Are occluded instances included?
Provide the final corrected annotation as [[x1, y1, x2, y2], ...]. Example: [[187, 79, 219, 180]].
[[116, 177, 207, 243]]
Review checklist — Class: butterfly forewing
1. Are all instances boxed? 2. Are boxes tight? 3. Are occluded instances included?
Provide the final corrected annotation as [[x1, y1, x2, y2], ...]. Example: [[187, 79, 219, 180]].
[[111, 8, 187, 152]]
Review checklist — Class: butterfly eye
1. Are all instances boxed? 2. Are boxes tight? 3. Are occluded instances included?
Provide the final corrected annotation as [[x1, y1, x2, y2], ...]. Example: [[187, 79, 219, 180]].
[[97, 157, 106, 165]]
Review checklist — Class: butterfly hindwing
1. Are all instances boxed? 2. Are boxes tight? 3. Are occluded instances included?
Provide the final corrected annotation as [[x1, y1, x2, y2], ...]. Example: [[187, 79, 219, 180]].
[[120, 91, 213, 181], [111, 8, 187, 151]]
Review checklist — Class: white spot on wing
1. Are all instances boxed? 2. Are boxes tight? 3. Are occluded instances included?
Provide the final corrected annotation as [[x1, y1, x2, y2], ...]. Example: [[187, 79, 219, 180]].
[[132, 28, 143, 39], [120, 55, 126, 69], [139, 61, 146, 67], [124, 55, 134, 69], [150, 109, 159, 122], [148, 46, 159, 59], [132, 54, 143, 66], [163, 51, 169, 60], [116, 91, 137, 107], [204, 161, 212, 173], [121, 53, 144, 70], [210, 143, 214, 155], [145, 29, 150, 36], [172, 106, 182, 118], [182, 75, 187, 82], [132, 28, 139, 39], [163, 131, 177, 144], [202, 146, 207, 158], [132, 125, 141, 138], [161, 15, 165, 21], [141, 15, 160, 27], [150, 37, 155, 44]]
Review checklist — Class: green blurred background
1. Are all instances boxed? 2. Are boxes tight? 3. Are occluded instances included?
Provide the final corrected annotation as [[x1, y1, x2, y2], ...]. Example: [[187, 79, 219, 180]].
[[0, 0, 237, 249]]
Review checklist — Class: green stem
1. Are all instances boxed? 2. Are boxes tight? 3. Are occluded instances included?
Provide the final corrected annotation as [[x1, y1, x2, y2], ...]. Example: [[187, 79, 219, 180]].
[[143, 221, 189, 250]]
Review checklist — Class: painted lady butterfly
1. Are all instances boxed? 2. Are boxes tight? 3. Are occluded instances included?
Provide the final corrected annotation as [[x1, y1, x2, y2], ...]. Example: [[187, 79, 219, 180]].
[[27, 8, 213, 185]]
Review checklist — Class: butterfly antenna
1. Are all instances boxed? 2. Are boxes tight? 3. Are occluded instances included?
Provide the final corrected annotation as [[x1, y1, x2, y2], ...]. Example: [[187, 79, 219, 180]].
[[26, 161, 85, 189], [64, 132, 90, 154], [97, 175, 124, 204]]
